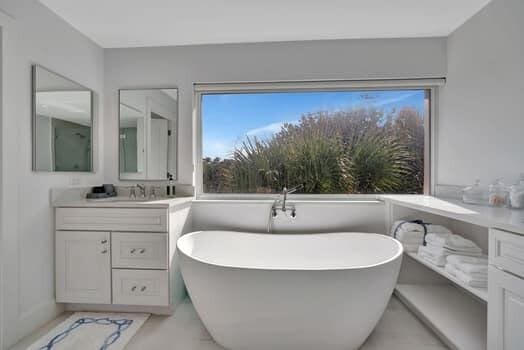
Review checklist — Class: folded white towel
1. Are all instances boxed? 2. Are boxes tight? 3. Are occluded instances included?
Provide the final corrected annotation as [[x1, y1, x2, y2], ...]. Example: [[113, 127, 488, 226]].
[[419, 251, 447, 267], [446, 255, 488, 274], [446, 255, 488, 266], [395, 230, 424, 242], [447, 263, 487, 278], [426, 243, 482, 256], [445, 264, 487, 287], [446, 263, 486, 279], [426, 233, 479, 250], [459, 264, 488, 276], [418, 246, 447, 266], [444, 263, 458, 276], [402, 243, 420, 253], [398, 236, 425, 245]]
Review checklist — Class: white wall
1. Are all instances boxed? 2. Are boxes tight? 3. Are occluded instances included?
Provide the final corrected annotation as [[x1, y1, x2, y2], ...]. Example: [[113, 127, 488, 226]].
[[104, 38, 447, 186], [438, 0, 524, 187], [0, 1, 104, 348]]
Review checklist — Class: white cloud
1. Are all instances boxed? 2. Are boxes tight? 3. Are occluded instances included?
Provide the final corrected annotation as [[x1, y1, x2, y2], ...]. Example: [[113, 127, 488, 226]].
[[203, 140, 235, 159], [245, 120, 299, 139], [371, 92, 417, 107]]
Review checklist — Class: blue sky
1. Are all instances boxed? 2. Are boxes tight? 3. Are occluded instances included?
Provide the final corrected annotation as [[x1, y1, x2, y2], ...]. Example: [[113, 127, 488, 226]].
[[202, 90, 425, 159]]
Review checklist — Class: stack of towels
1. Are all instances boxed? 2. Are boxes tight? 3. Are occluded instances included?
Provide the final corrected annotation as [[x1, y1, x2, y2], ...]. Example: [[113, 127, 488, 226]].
[[417, 233, 483, 266], [390, 220, 452, 252], [445, 255, 488, 288]]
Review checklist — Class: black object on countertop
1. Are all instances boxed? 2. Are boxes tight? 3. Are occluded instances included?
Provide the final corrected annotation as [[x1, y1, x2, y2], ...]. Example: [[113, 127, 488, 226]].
[[86, 184, 117, 199]]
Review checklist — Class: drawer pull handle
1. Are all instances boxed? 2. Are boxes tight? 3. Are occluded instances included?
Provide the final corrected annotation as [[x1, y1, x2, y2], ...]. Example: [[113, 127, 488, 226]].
[[101, 239, 108, 244], [141, 286, 146, 292], [140, 249, 146, 254], [131, 286, 137, 291], [101, 249, 108, 254], [130, 249, 136, 253]]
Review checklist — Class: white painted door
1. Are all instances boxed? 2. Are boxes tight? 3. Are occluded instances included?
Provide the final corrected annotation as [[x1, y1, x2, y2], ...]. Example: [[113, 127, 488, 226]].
[[488, 265, 524, 350], [148, 117, 168, 179], [56, 231, 111, 304]]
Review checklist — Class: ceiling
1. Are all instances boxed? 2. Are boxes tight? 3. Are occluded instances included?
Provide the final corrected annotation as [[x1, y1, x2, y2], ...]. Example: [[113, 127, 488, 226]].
[[36, 91, 91, 125], [39, 0, 491, 48]]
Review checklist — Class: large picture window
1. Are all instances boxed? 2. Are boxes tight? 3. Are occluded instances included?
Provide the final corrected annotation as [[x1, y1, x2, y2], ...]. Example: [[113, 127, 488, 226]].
[[195, 81, 439, 196]]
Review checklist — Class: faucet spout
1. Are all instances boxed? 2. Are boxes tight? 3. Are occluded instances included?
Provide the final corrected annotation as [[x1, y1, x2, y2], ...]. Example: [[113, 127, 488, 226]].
[[282, 184, 303, 212]]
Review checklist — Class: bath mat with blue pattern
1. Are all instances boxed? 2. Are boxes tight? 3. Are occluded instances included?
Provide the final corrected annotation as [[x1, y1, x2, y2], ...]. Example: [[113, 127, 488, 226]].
[[25, 312, 150, 350]]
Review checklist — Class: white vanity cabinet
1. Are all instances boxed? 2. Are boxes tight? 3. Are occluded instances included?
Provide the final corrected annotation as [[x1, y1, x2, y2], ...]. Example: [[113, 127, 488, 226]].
[[488, 228, 524, 350], [384, 195, 524, 350], [54, 197, 192, 314]]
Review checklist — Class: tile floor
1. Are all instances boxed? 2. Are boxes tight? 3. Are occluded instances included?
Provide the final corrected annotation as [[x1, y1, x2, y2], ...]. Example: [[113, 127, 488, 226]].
[[11, 296, 448, 350]]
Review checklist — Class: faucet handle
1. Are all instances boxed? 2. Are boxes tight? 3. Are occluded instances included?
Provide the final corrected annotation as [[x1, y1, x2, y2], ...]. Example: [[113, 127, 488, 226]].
[[129, 186, 137, 199], [286, 184, 304, 194], [149, 186, 158, 200]]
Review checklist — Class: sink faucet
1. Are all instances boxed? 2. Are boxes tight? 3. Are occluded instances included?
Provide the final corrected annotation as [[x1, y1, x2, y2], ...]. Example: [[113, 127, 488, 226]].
[[136, 184, 146, 199], [281, 184, 303, 212]]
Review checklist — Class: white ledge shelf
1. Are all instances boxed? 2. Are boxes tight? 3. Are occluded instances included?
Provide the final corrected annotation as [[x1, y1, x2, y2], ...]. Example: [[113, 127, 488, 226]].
[[382, 195, 524, 235], [406, 252, 487, 301], [396, 284, 487, 350]]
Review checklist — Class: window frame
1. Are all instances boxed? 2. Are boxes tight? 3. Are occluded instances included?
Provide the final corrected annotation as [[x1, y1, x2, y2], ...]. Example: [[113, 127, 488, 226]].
[[193, 79, 443, 200]]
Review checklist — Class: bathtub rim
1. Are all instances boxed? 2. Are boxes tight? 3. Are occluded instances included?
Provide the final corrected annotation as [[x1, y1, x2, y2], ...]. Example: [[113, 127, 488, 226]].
[[177, 230, 403, 272]]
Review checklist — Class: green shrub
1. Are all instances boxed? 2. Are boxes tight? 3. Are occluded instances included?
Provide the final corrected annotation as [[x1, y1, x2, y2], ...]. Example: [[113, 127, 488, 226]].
[[203, 107, 423, 194]]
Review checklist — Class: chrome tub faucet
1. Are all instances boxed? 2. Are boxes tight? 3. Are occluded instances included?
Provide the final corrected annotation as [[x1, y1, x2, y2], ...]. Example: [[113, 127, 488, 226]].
[[272, 184, 303, 218]]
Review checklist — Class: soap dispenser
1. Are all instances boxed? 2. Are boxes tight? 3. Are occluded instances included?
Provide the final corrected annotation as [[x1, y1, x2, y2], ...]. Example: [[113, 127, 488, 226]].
[[166, 173, 175, 197]]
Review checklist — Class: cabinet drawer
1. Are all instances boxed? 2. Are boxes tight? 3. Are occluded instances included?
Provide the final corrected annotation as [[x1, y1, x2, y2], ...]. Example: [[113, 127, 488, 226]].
[[112, 232, 168, 269], [112, 269, 169, 306], [56, 207, 168, 232], [490, 228, 524, 278]]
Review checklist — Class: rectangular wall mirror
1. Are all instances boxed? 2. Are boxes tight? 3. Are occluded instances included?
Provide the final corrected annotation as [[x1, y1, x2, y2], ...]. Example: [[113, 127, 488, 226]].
[[32, 65, 93, 172], [119, 88, 178, 181]]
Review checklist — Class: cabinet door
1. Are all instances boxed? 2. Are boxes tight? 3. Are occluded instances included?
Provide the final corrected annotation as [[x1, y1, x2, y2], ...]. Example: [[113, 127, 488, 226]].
[[488, 266, 524, 350], [56, 231, 111, 304]]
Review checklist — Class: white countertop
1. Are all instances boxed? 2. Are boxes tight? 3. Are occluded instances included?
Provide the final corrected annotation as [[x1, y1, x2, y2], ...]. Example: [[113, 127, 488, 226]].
[[53, 193, 524, 234], [54, 196, 193, 209], [382, 195, 524, 235]]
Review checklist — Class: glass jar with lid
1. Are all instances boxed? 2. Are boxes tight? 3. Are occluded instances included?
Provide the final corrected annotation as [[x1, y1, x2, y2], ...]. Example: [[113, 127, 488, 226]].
[[462, 179, 488, 205], [488, 178, 509, 207], [508, 174, 524, 209]]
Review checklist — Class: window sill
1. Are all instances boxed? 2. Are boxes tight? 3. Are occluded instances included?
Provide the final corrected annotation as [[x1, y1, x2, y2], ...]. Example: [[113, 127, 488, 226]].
[[194, 194, 386, 204]]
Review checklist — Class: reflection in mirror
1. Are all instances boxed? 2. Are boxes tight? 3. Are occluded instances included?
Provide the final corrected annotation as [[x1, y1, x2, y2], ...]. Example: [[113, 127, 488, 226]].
[[119, 89, 178, 180], [32, 65, 93, 172]]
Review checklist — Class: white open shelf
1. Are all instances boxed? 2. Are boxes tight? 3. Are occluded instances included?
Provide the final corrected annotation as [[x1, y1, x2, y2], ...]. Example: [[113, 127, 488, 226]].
[[406, 252, 488, 302], [382, 195, 524, 235], [395, 284, 487, 350]]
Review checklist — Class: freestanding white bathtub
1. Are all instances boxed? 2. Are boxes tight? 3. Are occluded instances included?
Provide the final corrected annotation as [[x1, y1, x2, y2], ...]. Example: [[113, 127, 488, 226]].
[[177, 231, 403, 350]]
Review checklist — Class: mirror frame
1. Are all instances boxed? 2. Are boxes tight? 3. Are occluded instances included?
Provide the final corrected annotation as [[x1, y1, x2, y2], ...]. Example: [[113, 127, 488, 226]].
[[31, 64, 95, 172], [118, 87, 179, 181]]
